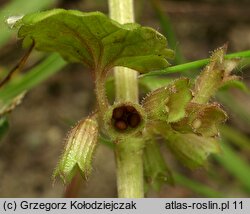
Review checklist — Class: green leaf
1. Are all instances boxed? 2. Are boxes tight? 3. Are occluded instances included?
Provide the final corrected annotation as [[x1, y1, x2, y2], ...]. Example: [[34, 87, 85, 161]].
[[16, 9, 173, 73], [142, 78, 192, 123], [214, 142, 250, 193], [140, 49, 250, 78], [0, 117, 9, 141], [53, 115, 98, 183], [143, 138, 173, 191], [221, 125, 250, 153], [173, 172, 223, 197], [0, 54, 66, 105], [172, 102, 227, 137]]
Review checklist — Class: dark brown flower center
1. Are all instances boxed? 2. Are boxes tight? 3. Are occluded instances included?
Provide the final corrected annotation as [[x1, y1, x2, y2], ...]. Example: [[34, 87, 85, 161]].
[[112, 105, 141, 131]]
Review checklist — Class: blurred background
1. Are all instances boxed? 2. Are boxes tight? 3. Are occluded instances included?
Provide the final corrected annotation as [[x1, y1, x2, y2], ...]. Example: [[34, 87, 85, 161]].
[[0, 0, 249, 197]]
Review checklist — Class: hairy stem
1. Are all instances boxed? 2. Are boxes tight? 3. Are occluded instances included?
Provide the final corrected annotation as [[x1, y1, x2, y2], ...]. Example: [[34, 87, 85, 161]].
[[108, 0, 144, 198], [115, 138, 144, 198], [95, 72, 109, 118]]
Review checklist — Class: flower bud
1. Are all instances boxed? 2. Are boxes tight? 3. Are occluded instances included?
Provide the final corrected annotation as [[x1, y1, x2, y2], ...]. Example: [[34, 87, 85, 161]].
[[154, 122, 221, 169], [53, 116, 98, 183], [193, 44, 240, 104]]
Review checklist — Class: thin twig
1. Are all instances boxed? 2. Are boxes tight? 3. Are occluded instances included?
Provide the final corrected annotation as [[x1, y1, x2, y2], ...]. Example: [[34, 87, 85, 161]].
[[0, 41, 35, 88]]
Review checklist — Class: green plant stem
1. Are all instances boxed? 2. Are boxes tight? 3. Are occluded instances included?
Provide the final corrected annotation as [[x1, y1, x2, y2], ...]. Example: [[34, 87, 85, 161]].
[[95, 73, 109, 118], [114, 67, 138, 102], [108, 0, 144, 198], [140, 49, 250, 77], [109, 0, 138, 102], [115, 138, 144, 198]]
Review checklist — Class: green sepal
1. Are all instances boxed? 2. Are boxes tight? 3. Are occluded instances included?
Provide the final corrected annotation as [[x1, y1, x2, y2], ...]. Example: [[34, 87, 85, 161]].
[[53, 115, 98, 183], [142, 78, 192, 123], [167, 133, 221, 169], [154, 122, 221, 169], [193, 45, 240, 104], [172, 102, 227, 137], [16, 9, 173, 73], [143, 137, 173, 191]]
